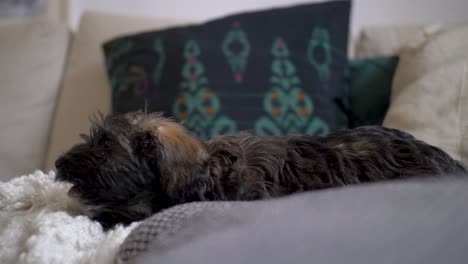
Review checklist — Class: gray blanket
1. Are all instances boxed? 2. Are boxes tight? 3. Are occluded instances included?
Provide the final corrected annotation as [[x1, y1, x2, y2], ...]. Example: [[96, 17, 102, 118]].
[[117, 178, 468, 264]]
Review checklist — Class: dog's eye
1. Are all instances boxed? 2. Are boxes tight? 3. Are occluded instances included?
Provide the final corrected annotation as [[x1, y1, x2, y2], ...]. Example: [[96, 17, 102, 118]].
[[103, 141, 112, 150], [96, 151, 107, 164]]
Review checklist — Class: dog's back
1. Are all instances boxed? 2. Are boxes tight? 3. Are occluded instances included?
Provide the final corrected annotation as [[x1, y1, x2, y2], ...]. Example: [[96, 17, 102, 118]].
[[296, 126, 466, 185], [206, 126, 466, 199]]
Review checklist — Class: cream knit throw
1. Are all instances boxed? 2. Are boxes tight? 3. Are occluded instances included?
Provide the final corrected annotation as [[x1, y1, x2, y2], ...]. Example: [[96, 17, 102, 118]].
[[0, 171, 137, 264]]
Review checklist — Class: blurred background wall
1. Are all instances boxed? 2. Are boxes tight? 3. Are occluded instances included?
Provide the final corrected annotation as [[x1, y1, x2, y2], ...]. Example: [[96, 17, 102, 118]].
[[67, 0, 468, 35], [4, 0, 466, 36]]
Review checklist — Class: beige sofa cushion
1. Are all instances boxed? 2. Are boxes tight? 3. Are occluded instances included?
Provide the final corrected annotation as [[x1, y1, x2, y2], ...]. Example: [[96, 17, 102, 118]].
[[0, 19, 69, 181], [353, 24, 441, 59], [44, 11, 188, 171], [383, 24, 468, 165]]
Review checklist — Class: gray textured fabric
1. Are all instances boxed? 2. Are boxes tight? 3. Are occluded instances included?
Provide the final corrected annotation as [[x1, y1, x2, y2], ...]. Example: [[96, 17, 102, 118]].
[[116, 201, 249, 264], [118, 178, 468, 264]]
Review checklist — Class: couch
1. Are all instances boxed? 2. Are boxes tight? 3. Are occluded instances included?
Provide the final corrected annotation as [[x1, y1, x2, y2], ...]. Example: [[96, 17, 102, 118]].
[[1, 5, 468, 264], [2, 10, 464, 181]]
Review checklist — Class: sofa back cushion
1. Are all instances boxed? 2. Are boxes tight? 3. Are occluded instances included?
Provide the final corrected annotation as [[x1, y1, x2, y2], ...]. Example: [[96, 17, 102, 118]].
[[0, 19, 69, 181], [383, 24, 468, 165]]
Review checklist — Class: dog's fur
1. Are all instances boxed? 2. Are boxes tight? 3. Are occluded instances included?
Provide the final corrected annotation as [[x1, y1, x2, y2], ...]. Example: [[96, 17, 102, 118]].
[[55, 111, 466, 228]]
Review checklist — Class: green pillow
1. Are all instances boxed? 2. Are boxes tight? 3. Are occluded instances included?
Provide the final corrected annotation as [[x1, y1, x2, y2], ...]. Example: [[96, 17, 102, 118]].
[[346, 56, 399, 128]]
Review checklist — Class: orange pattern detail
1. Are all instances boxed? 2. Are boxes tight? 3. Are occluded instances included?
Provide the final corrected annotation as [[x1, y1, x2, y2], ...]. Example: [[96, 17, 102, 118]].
[[204, 92, 212, 99], [273, 108, 281, 116], [297, 92, 305, 100], [206, 108, 214, 115]]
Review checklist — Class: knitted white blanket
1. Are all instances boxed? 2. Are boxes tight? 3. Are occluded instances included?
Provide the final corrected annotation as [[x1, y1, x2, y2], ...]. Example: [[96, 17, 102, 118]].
[[0, 171, 137, 264]]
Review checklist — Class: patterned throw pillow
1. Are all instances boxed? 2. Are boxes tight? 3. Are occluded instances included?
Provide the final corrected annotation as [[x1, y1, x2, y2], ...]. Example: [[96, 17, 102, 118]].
[[103, 1, 351, 139]]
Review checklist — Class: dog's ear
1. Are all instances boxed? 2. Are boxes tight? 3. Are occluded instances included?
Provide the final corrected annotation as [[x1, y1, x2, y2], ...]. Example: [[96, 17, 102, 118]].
[[131, 128, 210, 198], [130, 114, 210, 197], [132, 131, 160, 166]]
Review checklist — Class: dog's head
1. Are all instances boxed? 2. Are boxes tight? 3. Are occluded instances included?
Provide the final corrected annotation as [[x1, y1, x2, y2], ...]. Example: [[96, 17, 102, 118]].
[[55, 111, 209, 229]]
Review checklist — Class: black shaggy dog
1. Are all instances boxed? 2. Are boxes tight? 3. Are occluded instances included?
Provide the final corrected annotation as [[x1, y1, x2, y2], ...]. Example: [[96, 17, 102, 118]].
[[55, 111, 466, 229]]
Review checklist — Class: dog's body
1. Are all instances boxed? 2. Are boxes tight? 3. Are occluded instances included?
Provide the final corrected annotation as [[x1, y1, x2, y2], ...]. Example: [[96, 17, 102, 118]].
[[55, 111, 466, 228]]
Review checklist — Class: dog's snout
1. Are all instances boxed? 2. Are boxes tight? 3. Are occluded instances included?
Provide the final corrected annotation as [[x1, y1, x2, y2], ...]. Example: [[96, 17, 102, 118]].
[[55, 156, 66, 169]]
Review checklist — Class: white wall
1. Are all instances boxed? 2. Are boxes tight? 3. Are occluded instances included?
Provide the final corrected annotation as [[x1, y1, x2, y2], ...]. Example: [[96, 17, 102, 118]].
[[69, 0, 468, 36]]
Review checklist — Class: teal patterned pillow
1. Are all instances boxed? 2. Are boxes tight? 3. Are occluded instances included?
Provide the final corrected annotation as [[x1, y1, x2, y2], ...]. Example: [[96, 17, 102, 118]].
[[103, 1, 352, 139]]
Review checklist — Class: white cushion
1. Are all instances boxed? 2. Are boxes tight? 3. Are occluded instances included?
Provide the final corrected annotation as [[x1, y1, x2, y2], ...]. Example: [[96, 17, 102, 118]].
[[383, 24, 468, 165], [0, 19, 69, 181], [44, 11, 189, 170]]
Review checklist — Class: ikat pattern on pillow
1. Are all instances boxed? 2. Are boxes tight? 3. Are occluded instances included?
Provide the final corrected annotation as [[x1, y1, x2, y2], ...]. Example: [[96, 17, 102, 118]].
[[103, 1, 351, 139]]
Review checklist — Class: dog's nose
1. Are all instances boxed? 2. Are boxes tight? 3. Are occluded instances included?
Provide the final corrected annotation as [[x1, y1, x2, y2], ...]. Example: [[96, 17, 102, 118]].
[[55, 157, 66, 169]]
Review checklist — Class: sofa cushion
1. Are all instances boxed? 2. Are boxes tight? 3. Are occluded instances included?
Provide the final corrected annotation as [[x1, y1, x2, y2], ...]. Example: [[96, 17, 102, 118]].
[[0, 19, 69, 181], [117, 179, 468, 264], [103, 1, 352, 138], [44, 11, 189, 171], [383, 24, 468, 165], [353, 24, 440, 59]]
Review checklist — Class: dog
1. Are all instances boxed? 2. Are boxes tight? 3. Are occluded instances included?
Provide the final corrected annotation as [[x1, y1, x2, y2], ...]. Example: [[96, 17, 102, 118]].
[[55, 111, 466, 229]]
